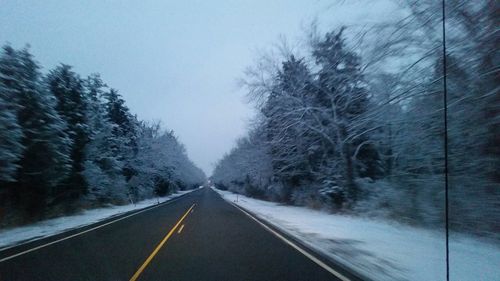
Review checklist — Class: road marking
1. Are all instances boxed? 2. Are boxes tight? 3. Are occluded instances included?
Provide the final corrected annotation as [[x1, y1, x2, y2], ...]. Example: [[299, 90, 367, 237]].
[[0, 193, 195, 263], [129, 204, 195, 281], [177, 224, 185, 234], [229, 202, 351, 281]]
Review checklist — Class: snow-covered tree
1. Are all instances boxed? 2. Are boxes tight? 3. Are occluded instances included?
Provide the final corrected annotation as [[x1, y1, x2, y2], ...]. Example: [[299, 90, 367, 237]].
[[46, 64, 90, 199], [0, 45, 204, 225], [0, 46, 72, 219], [128, 121, 205, 200], [215, 1, 498, 239], [0, 45, 24, 182], [82, 74, 127, 204]]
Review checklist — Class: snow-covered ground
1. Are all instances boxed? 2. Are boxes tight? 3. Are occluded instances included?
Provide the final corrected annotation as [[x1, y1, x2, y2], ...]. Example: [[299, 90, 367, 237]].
[[0, 189, 197, 250], [214, 188, 500, 281]]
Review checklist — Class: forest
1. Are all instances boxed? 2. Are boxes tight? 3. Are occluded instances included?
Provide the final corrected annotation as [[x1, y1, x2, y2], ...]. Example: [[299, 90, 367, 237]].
[[212, 1, 499, 239], [0, 45, 205, 226]]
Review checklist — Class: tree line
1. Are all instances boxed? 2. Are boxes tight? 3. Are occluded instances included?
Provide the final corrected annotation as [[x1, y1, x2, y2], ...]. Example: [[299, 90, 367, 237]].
[[0, 45, 205, 226], [212, 1, 499, 238]]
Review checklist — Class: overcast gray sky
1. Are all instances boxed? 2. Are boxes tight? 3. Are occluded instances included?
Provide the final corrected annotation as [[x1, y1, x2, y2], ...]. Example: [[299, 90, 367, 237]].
[[0, 0, 394, 175]]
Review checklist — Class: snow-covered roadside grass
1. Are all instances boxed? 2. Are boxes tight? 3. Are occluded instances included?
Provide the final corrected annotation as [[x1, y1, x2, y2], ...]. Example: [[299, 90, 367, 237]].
[[0, 189, 199, 250], [214, 187, 500, 281]]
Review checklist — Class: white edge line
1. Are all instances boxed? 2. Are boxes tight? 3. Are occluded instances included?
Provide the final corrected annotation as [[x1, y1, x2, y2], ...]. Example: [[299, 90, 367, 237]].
[[177, 224, 185, 234], [228, 201, 351, 281], [0, 191, 194, 263]]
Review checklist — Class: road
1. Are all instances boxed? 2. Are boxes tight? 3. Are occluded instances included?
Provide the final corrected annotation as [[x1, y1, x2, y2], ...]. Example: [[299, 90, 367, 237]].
[[0, 187, 359, 281]]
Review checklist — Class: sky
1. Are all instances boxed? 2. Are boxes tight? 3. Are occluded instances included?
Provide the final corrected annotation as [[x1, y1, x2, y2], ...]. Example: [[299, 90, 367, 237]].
[[0, 0, 394, 175]]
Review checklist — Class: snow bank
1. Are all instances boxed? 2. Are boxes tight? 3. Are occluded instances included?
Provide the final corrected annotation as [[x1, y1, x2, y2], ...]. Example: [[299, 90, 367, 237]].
[[0, 190, 195, 250], [214, 188, 500, 281]]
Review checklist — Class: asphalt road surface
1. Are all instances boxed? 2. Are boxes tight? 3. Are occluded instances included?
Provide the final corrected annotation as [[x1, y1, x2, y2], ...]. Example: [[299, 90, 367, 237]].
[[0, 187, 360, 281]]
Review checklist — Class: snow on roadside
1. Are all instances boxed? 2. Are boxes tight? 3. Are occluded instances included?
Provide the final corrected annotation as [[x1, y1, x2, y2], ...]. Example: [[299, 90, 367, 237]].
[[214, 187, 500, 281], [0, 189, 198, 250]]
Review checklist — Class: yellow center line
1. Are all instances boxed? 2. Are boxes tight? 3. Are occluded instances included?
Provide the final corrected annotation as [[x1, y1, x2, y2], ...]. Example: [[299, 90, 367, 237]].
[[129, 203, 195, 281], [177, 224, 185, 234]]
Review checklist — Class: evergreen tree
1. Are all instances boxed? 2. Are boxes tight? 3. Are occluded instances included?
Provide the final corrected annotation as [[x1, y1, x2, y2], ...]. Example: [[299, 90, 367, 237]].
[[0, 46, 24, 182], [102, 88, 138, 181], [312, 28, 378, 201], [46, 64, 90, 199], [103, 89, 136, 139], [0, 44, 205, 225], [82, 74, 126, 203], [262, 56, 316, 201], [8, 47, 71, 219]]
